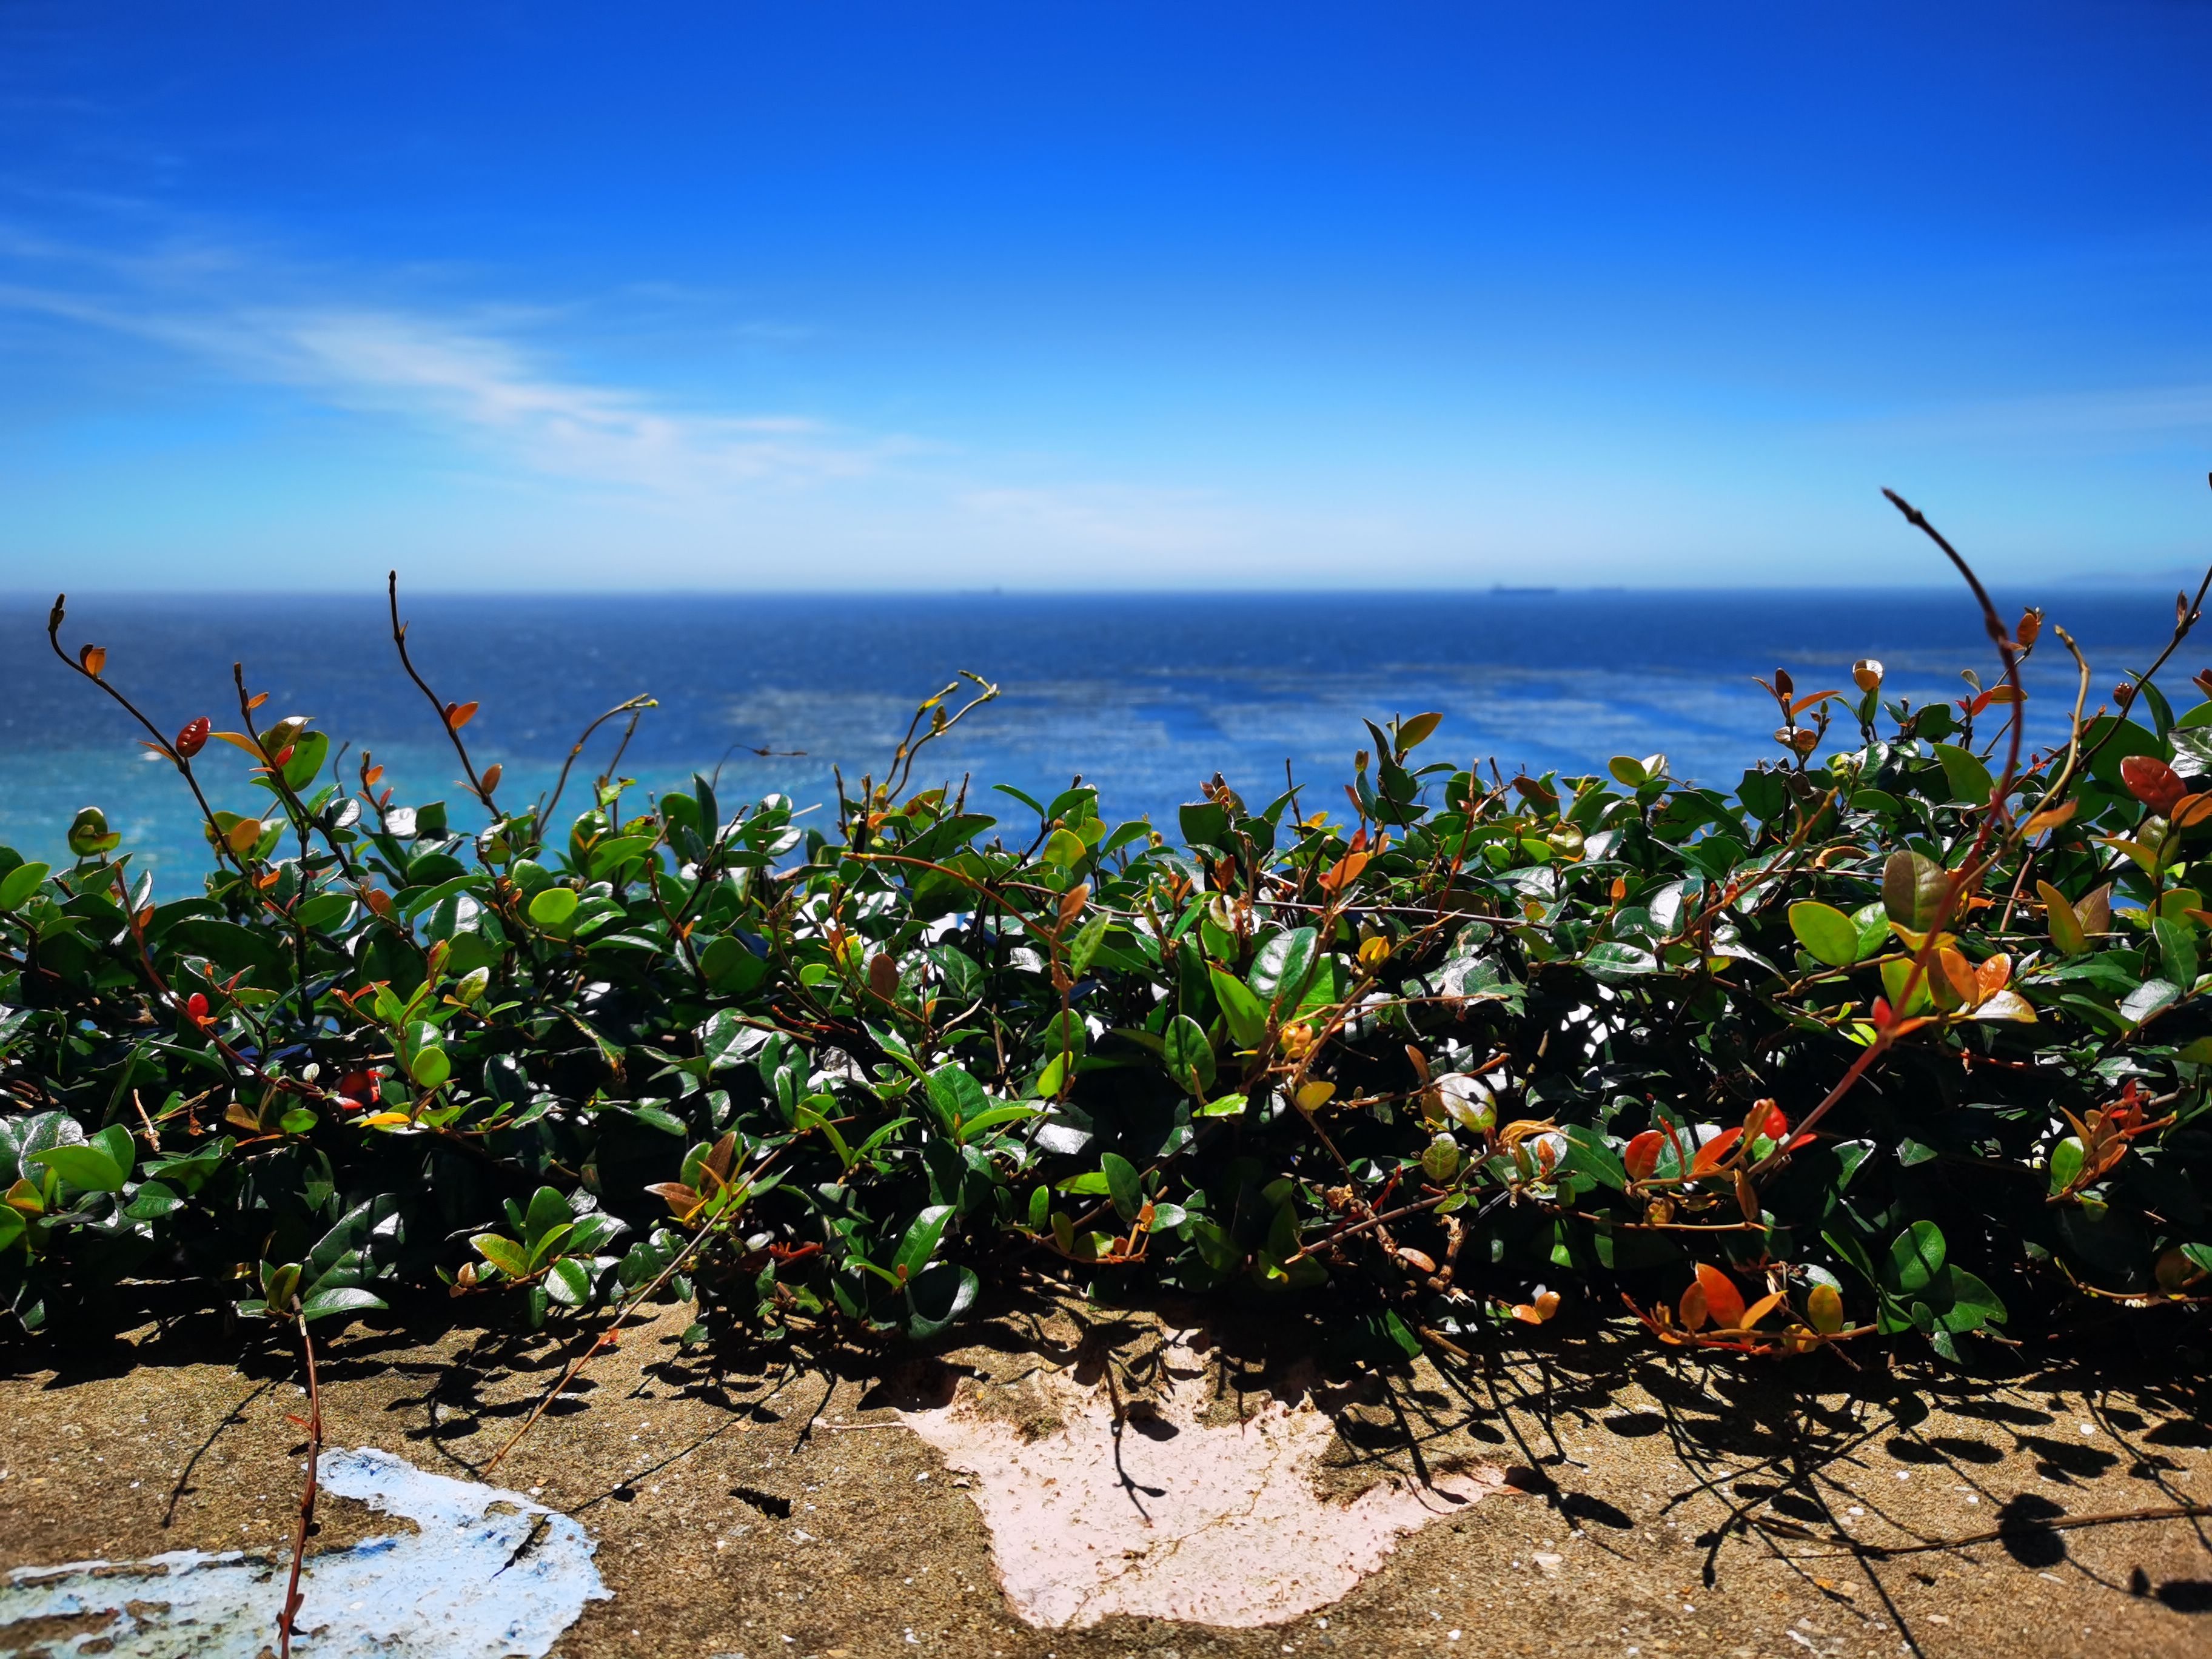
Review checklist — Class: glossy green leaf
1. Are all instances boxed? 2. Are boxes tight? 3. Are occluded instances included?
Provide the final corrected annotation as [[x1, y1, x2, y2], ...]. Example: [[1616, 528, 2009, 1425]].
[[1885, 1221, 1946, 1294], [894, 1204, 956, 1279], [1162, 1013, 1216, 1096], [528, 886, 580, 930], [1102, 1152, 1143, 1223], [299, 1287, 387, 1324], [1932, 743, 1994, 806], [0, 862, 49, 911], [28, 1144, 125, 1194], [471, 1234, 529, 1279], [1209, 965, 1269, 1048], [1788, 900, 1859, 968]]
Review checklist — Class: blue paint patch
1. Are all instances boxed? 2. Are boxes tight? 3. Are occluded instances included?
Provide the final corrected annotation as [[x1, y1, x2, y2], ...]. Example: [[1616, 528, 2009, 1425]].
[[0, 1447, 609, 1657]]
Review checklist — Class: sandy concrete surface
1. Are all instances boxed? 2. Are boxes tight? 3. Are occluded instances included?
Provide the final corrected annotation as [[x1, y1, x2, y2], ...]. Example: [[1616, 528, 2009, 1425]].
[[0, 1295, 2207, 1658]]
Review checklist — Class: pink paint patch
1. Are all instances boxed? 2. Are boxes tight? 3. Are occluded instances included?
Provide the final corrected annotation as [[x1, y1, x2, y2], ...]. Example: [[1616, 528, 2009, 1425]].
[[899, 1333, 1503, 1629]]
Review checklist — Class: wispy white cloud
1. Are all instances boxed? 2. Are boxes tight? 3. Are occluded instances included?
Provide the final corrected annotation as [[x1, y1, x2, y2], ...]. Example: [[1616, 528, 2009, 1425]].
[[0, 233, 903, 496]]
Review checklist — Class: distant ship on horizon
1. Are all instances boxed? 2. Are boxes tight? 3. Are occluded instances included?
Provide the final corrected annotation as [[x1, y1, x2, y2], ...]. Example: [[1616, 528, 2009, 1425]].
[[1489, 583, 1559, 596]]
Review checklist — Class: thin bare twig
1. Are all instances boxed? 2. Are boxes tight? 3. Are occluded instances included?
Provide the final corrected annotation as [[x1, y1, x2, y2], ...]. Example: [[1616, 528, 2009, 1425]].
[[278, 1313, 324, 1659], [541, 695, 658, 829], [45, 595, 241, 874], [386, 571, 501, 819]]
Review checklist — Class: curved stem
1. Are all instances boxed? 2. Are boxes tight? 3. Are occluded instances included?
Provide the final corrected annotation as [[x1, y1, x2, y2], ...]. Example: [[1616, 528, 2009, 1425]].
[[386, 571, 501, 820], [46, 595, 243, 876]]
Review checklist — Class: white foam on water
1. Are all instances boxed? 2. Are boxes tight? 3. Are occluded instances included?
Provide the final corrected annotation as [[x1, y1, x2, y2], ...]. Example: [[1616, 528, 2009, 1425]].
[[0, 1446, 609, 1657]]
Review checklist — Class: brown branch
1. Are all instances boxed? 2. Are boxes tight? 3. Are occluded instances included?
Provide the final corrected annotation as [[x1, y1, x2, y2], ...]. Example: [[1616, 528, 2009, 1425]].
[[278, 1312, 324, 1659], [386, 571, 501, 819]]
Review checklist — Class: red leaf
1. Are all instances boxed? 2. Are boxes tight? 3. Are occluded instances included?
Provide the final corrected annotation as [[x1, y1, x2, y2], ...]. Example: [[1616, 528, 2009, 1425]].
[[1623, 1129, 1664, 1182], [174, 717, 210, 759], [2121, 754, 2188, 818]]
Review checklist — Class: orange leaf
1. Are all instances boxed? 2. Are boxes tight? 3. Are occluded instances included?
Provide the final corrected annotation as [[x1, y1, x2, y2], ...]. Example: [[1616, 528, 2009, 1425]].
[[1510, 1288, 1561, 1324], [1787, 689, 1840, 717], [1734, 1169, 1761, 1224], [1976, 952, 2012, 1002], [212, 731, 268, 760], [644, 1181, 703, 1218], [445, 700, 480, 731], [1691, 1127, 1741, 1176], [479, 763, 503, 794], [2172, 793, 2212, 830], [1694, 1263, 1746, 1329], [1738, 1289, 1785, 1330], [868, 951, 900, 1002], [1319, 849, 1371, 895], [78, 644, 107, 677], [1678, 1278, 1710, 1332], [1935, 945, 1979, 1007], [245, 691, 269, 711]]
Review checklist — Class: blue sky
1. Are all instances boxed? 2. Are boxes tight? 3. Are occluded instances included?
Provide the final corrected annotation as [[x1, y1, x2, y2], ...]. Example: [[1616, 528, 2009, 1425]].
[[3, 1, 2209, 591]]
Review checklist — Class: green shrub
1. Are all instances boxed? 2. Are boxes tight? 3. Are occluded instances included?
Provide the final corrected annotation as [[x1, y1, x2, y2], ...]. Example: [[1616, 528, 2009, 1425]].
[[7, 531, 2212, 1364]]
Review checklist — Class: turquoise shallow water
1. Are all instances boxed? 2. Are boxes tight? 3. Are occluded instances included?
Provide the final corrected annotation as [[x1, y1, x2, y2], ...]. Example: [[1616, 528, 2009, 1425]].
[[0, 588, 2179, 880]]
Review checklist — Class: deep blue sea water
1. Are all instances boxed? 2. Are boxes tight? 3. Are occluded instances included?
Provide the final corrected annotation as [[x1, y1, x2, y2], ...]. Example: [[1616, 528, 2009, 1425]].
[[0, 588, 2184, 879]]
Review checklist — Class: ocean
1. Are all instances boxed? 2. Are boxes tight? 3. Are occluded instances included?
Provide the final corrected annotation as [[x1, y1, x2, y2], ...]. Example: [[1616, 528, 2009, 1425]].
[[0, 587, 2184, 877]]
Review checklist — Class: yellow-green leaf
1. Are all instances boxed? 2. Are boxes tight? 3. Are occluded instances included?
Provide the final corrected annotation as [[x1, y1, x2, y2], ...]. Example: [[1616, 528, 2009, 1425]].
[[1788, 900, 1860, 968], [2038, 882, 2088, 956]]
